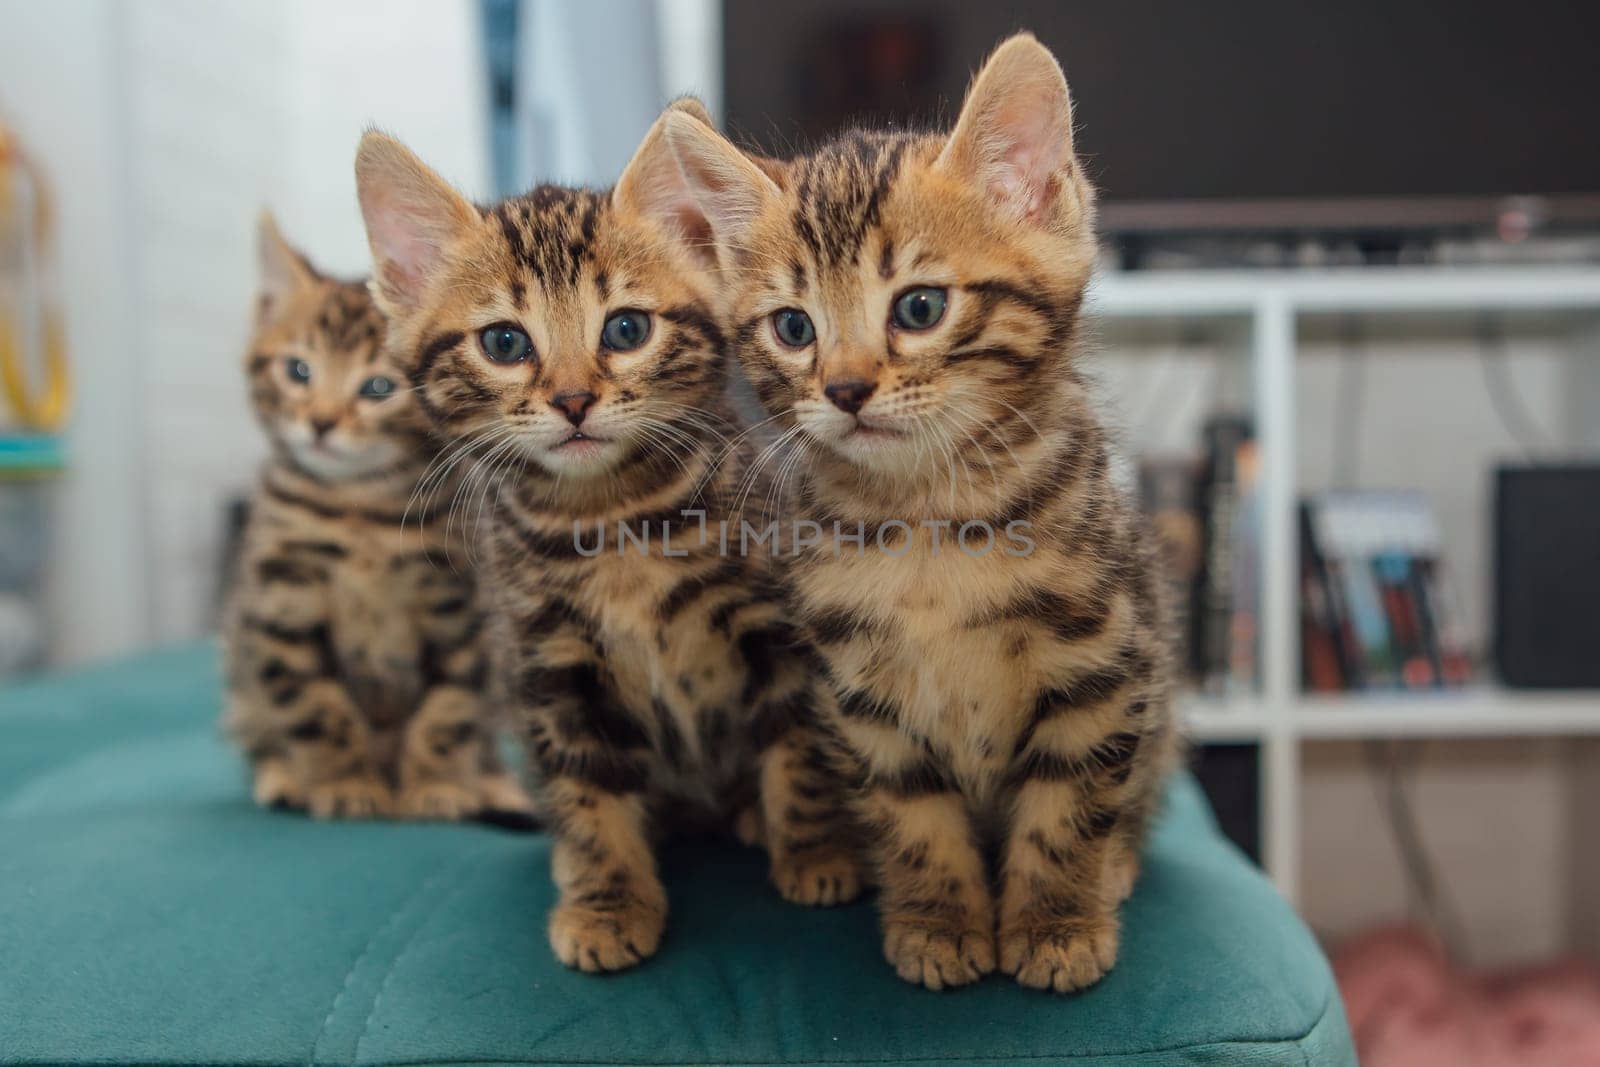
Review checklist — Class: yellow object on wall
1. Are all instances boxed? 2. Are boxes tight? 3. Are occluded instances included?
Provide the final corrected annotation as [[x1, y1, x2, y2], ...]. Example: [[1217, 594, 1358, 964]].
[[0, 121, 71, 432]]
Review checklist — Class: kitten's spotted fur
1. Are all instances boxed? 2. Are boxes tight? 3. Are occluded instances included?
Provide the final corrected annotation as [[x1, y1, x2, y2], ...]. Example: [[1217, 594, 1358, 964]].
[[355, 101, 862, 973], [664, 36, 1179, 992], [223, 215, 529, 821]]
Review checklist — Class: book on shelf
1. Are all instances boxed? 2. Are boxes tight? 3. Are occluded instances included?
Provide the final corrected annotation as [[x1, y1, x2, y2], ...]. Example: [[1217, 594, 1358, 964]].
[[1140, 413, 1261, 700], [1298, 490, 1470, 693]]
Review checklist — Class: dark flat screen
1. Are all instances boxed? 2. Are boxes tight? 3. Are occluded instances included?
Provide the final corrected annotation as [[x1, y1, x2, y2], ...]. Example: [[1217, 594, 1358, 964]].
[[724, 1, 1600, 220]]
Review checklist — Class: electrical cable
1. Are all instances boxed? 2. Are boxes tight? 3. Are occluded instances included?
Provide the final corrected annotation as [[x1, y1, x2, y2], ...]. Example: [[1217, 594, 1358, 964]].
[[1331, 316, 1366, 489], [1476, 313, 1555, 463], [1128, 330, 1211, 446], [1364, 739, 1472, 964]]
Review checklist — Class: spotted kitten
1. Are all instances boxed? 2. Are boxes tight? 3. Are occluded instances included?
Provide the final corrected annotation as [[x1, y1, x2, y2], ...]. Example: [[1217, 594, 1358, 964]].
[[223, 214, 529, 821], [354, 101, 863, 973], [662, 35, 1180, 992]]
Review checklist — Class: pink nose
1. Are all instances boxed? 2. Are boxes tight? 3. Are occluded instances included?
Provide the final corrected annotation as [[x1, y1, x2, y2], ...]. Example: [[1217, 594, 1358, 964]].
[[550, 390, 597, 426], [824, 380, 875, 415]]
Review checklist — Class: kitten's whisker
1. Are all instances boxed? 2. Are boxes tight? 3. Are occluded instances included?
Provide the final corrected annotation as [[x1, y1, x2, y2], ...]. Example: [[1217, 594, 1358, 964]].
[[732, 424, 804, 523], [406, 424, 513, 540], [941, 404, 1009, 508], [444, 432, 520, 571]]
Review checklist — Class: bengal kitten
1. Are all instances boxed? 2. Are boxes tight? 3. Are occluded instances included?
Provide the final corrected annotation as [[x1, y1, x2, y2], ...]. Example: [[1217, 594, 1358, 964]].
[[354, 101, 863, 974], [661, 35, 1180, 993], [224, 214, 529, 821]]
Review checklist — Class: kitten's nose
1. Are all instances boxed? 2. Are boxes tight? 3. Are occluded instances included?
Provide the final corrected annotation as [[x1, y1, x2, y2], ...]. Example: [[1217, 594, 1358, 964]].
[[550, 390, 597, 426], [310, 417, 337, 441], [823, 380, 876, 415]]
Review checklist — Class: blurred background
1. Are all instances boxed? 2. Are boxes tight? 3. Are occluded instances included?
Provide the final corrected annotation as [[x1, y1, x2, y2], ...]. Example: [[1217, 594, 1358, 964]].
[[3, 1, 1598, 1055]]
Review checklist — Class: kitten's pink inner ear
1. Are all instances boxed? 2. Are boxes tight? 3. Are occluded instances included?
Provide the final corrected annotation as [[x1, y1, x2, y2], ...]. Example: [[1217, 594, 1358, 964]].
[[614, 123, 719, 270], [365, 191, 436, 303], [257, 212, 318, 322], [941, 36, 1077, 225], [987, 92, 1072, 222], [355, 132, 478, 308], [661, 112, 778, 258]]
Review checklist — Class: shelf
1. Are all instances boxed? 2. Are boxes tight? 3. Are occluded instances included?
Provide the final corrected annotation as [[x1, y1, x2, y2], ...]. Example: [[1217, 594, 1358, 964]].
[[1294, 686, 1600, 739], [1181, 695, 1274, 742], [1087, 265, 1600, 319], [1180, 687, 1600, 742], [1077, 261, 1600, 900]]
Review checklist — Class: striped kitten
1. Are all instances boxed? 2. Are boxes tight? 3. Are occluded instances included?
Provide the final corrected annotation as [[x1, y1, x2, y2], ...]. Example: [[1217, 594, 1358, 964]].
[[354, 102, 863, 974], [662, 36, 1180, 992], [224, 215, 528, 821]]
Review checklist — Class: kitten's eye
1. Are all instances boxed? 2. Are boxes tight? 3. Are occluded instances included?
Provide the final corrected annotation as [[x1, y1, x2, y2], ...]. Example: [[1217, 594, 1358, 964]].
[[479, 324, 533, 364], [771, 308, 816, 348], [358, 375, 396, 399], [600, 310, 651, 352], [285, 358, 312, 384], [891, 287, 947, 330]]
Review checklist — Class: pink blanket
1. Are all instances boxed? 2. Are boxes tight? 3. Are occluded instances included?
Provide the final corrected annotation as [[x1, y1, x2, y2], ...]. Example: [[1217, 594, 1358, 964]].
[[1334, 926, 1600, 1065]]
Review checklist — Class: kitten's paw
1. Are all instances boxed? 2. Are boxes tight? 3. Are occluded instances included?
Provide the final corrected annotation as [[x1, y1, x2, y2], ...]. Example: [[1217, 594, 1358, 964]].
[[548, 902, 664, 973], [475, 772, 535, 816], [999, 913, 1120, 994], [882, 918, 996, 990], [252, 761, 306, 810], [397, 781, 481, 821], [733, 805, 765, 847], [771, 845, 866, 906], [307, 778, 393, 819], [1107, 852, 1141, 904]]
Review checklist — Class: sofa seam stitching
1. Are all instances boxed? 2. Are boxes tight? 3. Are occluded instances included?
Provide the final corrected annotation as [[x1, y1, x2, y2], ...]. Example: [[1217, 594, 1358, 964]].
[[350, 849, 496, 1066], [307, 862, 459, 1067], [359, 987, 1347, 1066]]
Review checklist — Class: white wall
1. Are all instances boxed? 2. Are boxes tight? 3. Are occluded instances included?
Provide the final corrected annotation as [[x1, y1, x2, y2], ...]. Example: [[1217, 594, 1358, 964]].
[[277, 0, 492, 276], [123, 0, 296, 645], [0, 0, 491, 660], [1299, 739, 1575, 967], [1, 0, 156, 664]]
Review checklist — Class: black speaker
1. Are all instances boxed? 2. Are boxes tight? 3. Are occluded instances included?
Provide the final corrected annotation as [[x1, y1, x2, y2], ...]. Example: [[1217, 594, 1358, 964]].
[[1495, 465, 1600, 688]]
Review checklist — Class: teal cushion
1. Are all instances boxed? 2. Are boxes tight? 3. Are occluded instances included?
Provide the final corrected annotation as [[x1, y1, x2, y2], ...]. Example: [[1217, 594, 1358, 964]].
[[0, 645, 1354, 1066]]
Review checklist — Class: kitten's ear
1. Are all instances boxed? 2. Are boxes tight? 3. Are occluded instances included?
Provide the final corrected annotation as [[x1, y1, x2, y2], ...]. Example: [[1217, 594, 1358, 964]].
[[664, 95, 714, 128], [937, 33, 1078, 226], [257, 211, 317, 323], [354, 130, 479, 313], [614, 104, 752, 272], [658, 111, 781, 265]]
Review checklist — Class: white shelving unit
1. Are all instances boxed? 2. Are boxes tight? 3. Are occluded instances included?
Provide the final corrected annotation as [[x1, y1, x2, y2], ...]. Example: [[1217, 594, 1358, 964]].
[[1085, 266, 1600, 902]]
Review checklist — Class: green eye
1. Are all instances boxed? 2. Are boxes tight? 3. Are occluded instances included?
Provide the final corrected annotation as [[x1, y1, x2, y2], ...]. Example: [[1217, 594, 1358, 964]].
[[891, 287, 947, 330], [480, 324, 533, 364], [600, 310, 651, 351], [359, 375, 396, 399], [285, 358, 312, 384], [771, 308, 815, 348]]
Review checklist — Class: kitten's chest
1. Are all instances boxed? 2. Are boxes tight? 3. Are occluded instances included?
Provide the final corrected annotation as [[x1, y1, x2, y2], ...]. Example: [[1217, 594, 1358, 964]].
[[324, 526, 436, 689], [572, 552, 747, 786], [802, 547, 1040, 782]]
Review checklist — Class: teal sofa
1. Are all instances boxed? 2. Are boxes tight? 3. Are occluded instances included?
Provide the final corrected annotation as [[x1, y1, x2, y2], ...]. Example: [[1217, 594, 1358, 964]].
[[0, 646, 1354, 1066]]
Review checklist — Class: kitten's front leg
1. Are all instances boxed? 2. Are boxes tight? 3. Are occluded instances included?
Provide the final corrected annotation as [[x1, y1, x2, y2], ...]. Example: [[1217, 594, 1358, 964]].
[[397, 684, 531, 820], [751, 672, 867, 907], [842, 716, 995, 989], [519, 636, 665, 972], [287, 679, 395, 819], [757, 722, 866, 906], [997, 717, 1148, 993], [541, 772, 666, 972], [230, 631, 391, 817]]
